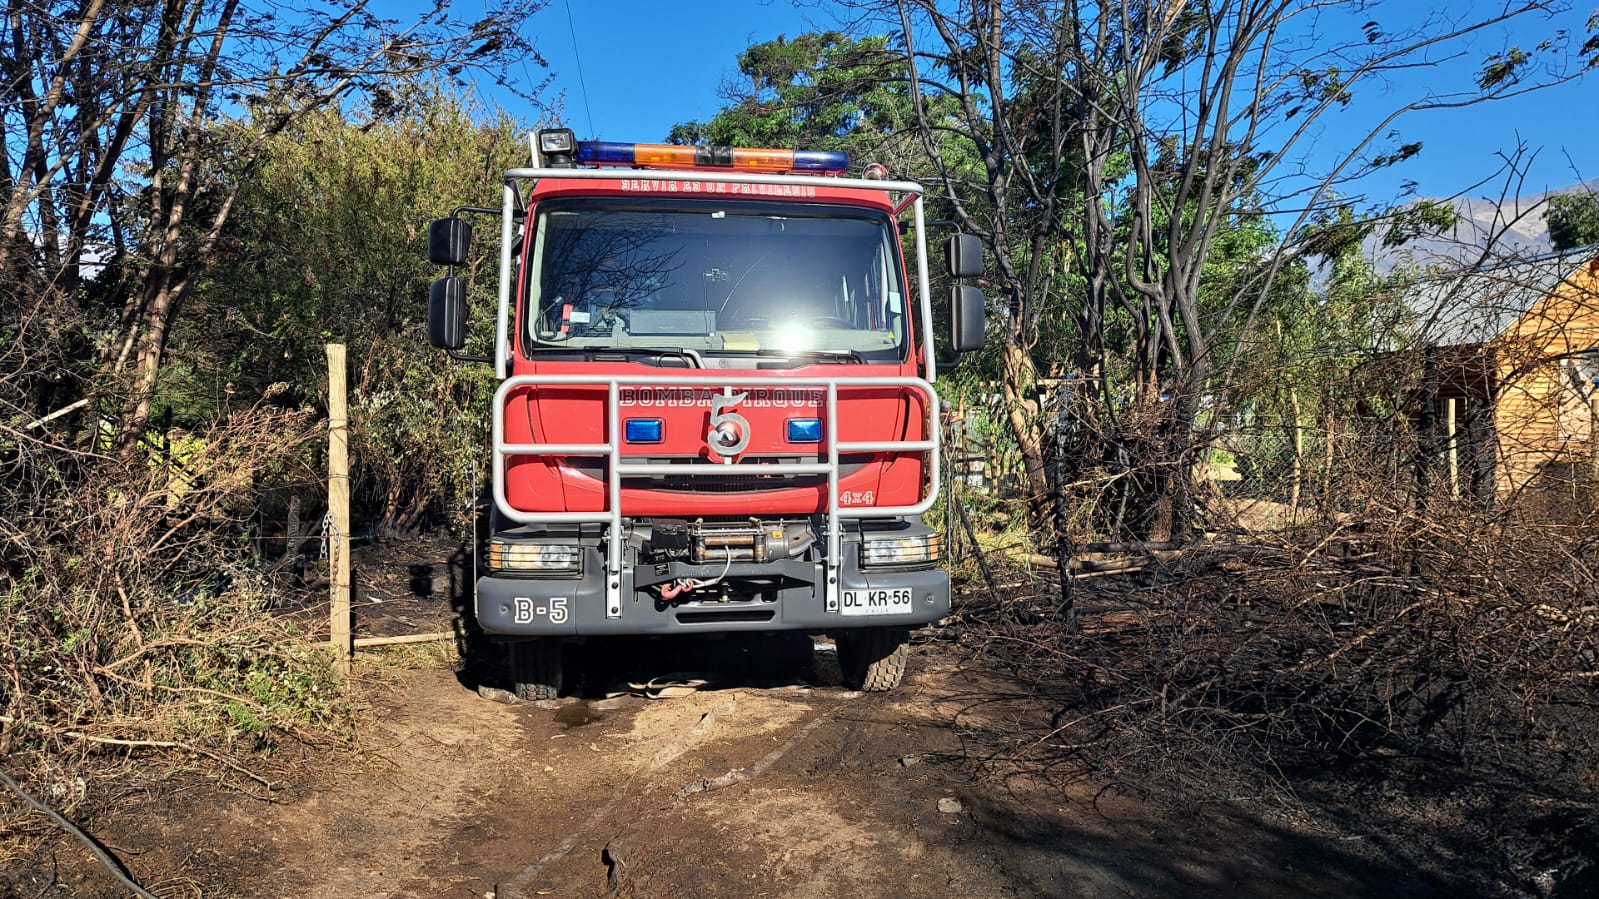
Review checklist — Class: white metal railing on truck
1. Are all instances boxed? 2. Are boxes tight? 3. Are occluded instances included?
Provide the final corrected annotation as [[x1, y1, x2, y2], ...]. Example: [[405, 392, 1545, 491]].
[[491, 374, 941, 619]]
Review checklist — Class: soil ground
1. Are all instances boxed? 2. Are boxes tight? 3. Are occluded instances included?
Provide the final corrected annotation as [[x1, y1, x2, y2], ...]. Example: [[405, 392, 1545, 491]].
[[1, 538, 1494, 897], [10, 637, 1467, 898]]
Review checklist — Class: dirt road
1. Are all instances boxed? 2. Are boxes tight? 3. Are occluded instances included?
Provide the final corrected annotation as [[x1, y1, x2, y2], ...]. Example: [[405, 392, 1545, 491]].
[[27, 633, 1462, 899]]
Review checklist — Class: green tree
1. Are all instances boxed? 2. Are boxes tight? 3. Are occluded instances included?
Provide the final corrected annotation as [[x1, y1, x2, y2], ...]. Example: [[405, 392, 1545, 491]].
[[1547, 189, 1599, 251], [667, 32, 929, 174], [186, 88, 525, 531]]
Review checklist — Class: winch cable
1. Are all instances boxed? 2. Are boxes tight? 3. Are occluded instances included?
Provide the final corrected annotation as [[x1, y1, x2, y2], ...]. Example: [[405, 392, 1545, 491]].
[[660, 547, 734, 600]]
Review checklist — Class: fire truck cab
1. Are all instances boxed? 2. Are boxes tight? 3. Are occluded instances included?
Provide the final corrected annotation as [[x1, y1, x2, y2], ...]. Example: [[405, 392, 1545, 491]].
[[425, 128, 985, 698]]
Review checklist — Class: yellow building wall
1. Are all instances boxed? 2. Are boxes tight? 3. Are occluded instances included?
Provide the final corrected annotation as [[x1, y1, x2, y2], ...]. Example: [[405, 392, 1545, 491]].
[[1493, 256, 1599, 494]]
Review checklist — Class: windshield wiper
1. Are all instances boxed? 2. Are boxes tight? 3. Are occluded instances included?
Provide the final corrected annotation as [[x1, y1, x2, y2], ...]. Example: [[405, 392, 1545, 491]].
[[592, 348, 706, 368], [537, 347, 705, 368], [749, 348, 865, 364]]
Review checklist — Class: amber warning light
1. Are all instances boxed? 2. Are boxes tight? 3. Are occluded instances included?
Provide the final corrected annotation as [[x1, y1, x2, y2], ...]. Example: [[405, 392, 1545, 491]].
[[572, 139, 849, 175]]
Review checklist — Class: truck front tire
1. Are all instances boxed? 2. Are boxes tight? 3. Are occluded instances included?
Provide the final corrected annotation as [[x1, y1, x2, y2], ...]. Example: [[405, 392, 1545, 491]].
[[836, 628, 909, 692], [511, 638, 564, 700]]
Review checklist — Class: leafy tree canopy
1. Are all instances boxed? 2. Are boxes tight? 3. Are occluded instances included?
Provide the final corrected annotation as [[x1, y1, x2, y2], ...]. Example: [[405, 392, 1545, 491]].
[[665, 32, 914, 162], [1546, 189, 1599, 251]]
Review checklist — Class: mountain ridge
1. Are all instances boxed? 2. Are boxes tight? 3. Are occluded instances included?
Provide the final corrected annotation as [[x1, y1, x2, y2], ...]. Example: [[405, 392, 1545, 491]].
[[1368, 176, 1599, 270]]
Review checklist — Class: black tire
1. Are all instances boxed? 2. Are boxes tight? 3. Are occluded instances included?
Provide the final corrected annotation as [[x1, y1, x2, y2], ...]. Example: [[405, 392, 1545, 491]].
[[511, 639, 564, 701], [836, 628, 909, 692]]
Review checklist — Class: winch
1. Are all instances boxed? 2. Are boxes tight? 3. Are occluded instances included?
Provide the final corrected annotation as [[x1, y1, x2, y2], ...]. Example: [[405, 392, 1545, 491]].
[[645, 518, 814, 565]]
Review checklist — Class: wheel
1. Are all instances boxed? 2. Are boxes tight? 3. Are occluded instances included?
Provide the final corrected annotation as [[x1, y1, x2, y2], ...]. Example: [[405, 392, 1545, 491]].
[[511, 639, 564, 700], [836, 628, 909, 692]]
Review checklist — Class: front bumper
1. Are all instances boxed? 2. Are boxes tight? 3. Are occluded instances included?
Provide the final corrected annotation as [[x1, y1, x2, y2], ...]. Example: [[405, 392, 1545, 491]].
[[475, 550, 949, 636]]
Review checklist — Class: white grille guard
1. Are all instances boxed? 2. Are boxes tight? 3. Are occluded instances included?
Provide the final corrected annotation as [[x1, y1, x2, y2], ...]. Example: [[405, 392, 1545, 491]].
[[492, 373, 941, 619]]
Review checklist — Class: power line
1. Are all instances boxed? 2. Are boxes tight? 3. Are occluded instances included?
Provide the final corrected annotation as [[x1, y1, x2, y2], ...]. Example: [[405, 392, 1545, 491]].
[[562, 0, 594, 137]]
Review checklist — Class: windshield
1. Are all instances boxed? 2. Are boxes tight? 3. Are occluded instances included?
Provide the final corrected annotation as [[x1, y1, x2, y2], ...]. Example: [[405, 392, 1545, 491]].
[[524, 198, 908, 361]]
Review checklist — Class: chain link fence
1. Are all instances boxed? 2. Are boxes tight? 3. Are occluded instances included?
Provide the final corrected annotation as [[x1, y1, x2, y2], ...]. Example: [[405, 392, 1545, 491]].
[[939, 393, 1599, 540]]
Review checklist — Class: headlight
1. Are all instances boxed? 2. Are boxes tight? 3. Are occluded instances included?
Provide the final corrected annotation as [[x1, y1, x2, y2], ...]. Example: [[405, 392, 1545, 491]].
[[488, 541, 583, 575], [860, 533, 941, 567]]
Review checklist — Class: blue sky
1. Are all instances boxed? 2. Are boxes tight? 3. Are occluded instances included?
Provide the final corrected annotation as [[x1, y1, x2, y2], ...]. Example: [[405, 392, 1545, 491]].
[[518, 0, 823, 141], [498, 1, 1596, 205]]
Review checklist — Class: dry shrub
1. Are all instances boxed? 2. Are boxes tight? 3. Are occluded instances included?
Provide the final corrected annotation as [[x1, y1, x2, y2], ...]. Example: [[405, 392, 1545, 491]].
[[1, 403, 348, 822], [958, 489, 1599, 893]]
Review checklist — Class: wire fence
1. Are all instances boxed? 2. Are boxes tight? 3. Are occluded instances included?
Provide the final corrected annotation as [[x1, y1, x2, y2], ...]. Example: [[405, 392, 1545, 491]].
[[941, 400, 1599, 542]]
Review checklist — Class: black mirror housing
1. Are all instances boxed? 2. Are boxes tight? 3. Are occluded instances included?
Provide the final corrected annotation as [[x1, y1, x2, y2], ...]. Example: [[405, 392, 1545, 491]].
[[946, 233, 983, 279], [951, 284, 985, 353], [428, 217, 473, 267], [428, 277, 468, 350]]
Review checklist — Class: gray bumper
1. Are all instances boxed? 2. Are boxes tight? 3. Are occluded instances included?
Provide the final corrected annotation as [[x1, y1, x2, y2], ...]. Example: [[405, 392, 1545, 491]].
[[475, 551, 948, 636]]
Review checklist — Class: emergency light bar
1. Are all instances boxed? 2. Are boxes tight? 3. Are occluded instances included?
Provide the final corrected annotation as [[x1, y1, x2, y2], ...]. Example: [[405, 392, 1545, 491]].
[[574, 140, 849, 175]]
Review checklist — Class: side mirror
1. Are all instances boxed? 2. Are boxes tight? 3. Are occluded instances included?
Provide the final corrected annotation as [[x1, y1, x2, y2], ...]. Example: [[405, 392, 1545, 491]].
[[428, 277, 468, 349], [946, 233, 983, 279], [951, 284, 985, 353], [428, 217, 473, 267]]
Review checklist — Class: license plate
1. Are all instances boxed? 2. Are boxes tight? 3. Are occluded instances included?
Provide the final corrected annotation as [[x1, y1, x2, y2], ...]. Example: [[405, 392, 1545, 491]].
[[840, 588, 913, 616]]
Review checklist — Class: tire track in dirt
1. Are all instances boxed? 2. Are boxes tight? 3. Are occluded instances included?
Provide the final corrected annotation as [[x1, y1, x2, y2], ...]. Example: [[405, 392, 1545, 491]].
[[443, 685, 835, 898], [455, 652, 1003, 899], [237, 645, 1022, 899], [497, 695, 738, 896]]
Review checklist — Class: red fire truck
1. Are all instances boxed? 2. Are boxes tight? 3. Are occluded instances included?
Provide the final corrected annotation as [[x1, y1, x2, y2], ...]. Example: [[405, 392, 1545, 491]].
[[424, 128, 984, 698]]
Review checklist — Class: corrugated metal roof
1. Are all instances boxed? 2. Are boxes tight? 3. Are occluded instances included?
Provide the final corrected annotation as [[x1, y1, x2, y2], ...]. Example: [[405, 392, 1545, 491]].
[[1395, 247, 1599, 348]]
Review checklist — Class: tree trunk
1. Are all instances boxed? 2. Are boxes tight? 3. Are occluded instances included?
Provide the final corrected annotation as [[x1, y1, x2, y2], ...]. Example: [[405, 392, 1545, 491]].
[[122, 271, 178, 439], [997, 337, 1052, 525]]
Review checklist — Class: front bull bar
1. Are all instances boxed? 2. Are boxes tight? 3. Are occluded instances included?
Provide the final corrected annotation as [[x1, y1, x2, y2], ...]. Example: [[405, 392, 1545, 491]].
[[491, 374, 941, 620]]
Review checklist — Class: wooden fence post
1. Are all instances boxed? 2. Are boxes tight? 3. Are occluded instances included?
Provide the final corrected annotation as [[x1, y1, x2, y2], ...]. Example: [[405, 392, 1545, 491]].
[[1589, 392, 1599, 501], [1446, 397, 1459, 498], [327, 344, 352, 676]]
